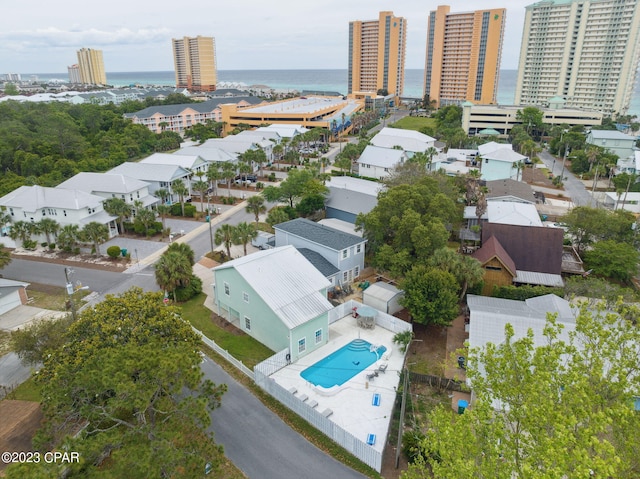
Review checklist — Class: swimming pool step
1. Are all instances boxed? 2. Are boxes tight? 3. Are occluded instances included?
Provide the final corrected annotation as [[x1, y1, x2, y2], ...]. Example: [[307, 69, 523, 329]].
[[348, 339, 372, 352]]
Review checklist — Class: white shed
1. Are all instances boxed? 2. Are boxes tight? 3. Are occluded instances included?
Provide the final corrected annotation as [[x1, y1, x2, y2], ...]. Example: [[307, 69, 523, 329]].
[[0, 279, 29, 316], [362, 282, 404, 315]]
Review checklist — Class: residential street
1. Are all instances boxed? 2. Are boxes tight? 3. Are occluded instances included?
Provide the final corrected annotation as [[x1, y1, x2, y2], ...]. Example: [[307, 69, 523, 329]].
[[538, 149, 593, 206], [201, 357, 366, 479]]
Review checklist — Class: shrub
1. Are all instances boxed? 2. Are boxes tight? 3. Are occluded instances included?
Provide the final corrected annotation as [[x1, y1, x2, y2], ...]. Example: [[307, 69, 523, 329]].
[[41, 242, 48, 248], [106, 245, 122, 259], [403, 430, 427, 464], [170, 203, 183, 216], [48, 243, 55, 250], [183, 204, 196, 218], [123, 222, 135, 233], [492, 284, 564, 301], [23, 239, 37, 250], [174, 275, 203, 302], [256, 182, 264, 189], [73, 247, 80, 255], [268, 173, 276, 182]]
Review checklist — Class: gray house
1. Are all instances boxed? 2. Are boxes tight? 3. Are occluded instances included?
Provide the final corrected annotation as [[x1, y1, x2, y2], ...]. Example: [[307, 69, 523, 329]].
[[274, 218, 366, 285], [325, 176, 381, 224], [586, 130, 636, 160]]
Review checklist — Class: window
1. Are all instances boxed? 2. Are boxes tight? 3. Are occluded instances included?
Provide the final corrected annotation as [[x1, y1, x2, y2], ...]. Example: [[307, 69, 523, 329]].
[[315, 329, 322, 344], [223, 282, 230, 296], [244, 316, 251, 331], [343, 271, 349, 283], [342, 249, 349, 259], [356, 244, 362, 254], [242, 291, 249, 303], [298, 338, 306, 353], [354, 266, 360, 278]]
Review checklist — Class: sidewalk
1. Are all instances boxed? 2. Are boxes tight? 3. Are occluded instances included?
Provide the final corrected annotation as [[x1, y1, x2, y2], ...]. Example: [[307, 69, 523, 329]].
[[122, 200, 248, 274]]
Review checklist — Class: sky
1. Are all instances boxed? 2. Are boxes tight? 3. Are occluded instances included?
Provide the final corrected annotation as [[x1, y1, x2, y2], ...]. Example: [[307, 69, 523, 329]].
[[0, 1, 533, 74]]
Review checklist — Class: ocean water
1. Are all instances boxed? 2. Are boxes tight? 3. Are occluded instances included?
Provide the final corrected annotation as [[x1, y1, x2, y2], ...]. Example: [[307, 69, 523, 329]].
[[23, 69, 640, 116]]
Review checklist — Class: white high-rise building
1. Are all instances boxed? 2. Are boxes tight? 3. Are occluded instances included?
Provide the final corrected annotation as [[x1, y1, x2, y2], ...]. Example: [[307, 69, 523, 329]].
[[515, 0, 640, 116]]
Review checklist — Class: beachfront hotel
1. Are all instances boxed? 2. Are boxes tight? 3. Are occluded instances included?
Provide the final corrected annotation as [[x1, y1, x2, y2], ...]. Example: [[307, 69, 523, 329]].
[[76, 48, 106, 85], [424, 5, 506, 107], [348, 11, 407, 97], [172, 35, 217, 92], [515, 0, 640, 116]]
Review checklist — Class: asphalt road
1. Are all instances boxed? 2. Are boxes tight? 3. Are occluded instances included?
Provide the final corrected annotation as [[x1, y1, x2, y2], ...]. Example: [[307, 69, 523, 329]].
[[202, 357, 366, 479], [539, 149, 592, 206]]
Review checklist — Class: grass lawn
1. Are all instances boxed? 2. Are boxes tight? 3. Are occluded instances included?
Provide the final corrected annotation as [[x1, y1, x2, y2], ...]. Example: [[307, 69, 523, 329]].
[[390, 116, 437, 132], [180, 293, 273, 369], [7, 376, 42, 402]]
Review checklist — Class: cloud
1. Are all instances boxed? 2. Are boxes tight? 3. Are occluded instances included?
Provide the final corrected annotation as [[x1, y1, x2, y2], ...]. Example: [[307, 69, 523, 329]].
[[0, 27, 171, 49]]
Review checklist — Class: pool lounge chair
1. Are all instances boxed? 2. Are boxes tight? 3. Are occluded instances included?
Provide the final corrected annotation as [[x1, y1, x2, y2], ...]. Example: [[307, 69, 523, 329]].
[[321, 408, 333, 417], [288, 387, 297, 395], [367, 433, 376, 446], [372, 393, 381, 407], [366, 371, 378, 381], [298, 394, 308, 402], [376, 363, 388, 374], [308, 400, 318, 408]]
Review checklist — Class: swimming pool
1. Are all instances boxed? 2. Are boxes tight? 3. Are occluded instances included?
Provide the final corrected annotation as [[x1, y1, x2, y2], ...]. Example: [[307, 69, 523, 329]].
[[301, 339, 387, 388]]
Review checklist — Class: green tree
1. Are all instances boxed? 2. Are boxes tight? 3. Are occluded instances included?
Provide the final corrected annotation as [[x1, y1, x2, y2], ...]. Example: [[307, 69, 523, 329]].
[[8, 220, 33, 247], [57, 224, 81, 252], [427, 248, 484, 299], [166, 241, 195, 266], [103, 197, 132, 234], [266, 207, 291, 227], [133, 207, 156, 237], [155, 250, 193, 301], [171, 179, 189, 216], [21, 289, 227, 479], [403, 305, 640, 479], [516, 106, 544, 138], [233, 222, 257, 256], [155, 187, 170, 205], [262, 168, 328, 207], [206, 162, 221, 197], [4, 83, 19, 95], [81, 222, 109, 256], [11, 315, 74, 366], [245, 195, 267, 223], [156, 204, 171, 232], [0, 243, 11, 270], [37, 217, 59, 245], [214, 223, 236, 258], [334, 156, 352, 175], [399, 266, 459, 326], [584, 240, 640, 283], [192, 179, 209, 212]]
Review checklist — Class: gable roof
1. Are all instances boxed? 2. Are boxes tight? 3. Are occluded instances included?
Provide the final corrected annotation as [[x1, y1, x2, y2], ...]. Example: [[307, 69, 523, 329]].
[[588, 130, 635, 141], [123, 97, 262, 119], [357, 145, 407, 168], [482, 223, 563, 275], [483, 148, 528, 164], [107, 162, 191, 183], [57, 172, 150, 194], [478, 142, 512, 156], [175, 146, 236, 163], [139, 153, 206, 170], [370, 127, 436, 152], [274, 218, 364, 250], [297, 248, 340, 277], [487, 201, 542, 226], [214, 246, 333, 329], [486, 179, 537, 204], [472, 235, 517, 276]]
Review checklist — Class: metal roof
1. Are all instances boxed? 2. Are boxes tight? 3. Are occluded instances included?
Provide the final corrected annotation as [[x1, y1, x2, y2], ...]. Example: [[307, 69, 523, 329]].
[[357, 145, 407, 168], [107, 162, 191, 183], [326, 188, 378, 217], [363, 282, 402, 302], [175, 146, 236, 163], [478, 142, 512, 155], [588, 130, 635, 140], [514, 270, 565, 287], [56, 172, 150, 194], [0, 185, 103, 211], [487, 202, 543, 226], [326, 176, 382, 197], [140, 153, 206, 170], [275, 218, 365, 251], [214, 246, 333, 329]]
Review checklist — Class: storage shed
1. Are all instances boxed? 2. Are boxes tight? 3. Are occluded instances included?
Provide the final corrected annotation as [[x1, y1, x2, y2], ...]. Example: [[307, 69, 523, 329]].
[[362, 282, 404, 315]]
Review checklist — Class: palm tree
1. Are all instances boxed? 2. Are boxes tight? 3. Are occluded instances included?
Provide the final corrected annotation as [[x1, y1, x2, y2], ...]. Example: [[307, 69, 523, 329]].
[[214, 223, 236, 258], [425, 146, 438, 172], [103, 197, 132, 235], [167, 242, 195, 266], [8, 221, 33, 247], [155, 188, 170, 205], [81, 222, 109, 256], [134, 208, 156, 237], [156, 204, 171, 231], [57, 224, 81, 252], [37, 217, 59, 244], [171, 179, 189, 217], [245, 195, 266, 224], [514, 161, 525, 182], [221, 162, 236, 198], [206, 163, 221, 197], [233, 222, 257, 256], [155, 250, 192, 301], [0, 243, 12, 270], [192, 179, 209, 212], [272, 144, 284, 170]]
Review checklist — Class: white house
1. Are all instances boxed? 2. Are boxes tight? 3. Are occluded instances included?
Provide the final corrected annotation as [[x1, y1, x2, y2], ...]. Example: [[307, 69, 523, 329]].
[[604, 191, 640, 213], [203, 137, 273, 162], [140, 153, 209, 176], [255, 124, 309, 139], [56, 172, 158, 209], [479, 145, 528, 181], [0, 185, 118, 238], [615, 150, 640, 175], [370, 127, 436, 157], [107, 162, 192, 204], [357, 145, 408, 180]]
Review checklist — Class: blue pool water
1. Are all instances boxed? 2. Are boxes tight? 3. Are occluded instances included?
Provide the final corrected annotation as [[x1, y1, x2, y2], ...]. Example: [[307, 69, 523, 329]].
[[301, 339, 387, 388]]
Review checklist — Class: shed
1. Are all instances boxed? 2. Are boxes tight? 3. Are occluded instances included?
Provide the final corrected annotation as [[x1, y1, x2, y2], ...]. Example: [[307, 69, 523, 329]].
[[362, 282, 404, 315], [0, 279, 30, 316]]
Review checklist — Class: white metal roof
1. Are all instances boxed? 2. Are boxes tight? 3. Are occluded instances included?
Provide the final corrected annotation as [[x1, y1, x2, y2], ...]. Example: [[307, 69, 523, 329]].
[[487, 202, 542, 226], [370, 127, 436, 152], [483, 148, 528, 164], [256, 124, 309, 138], [0, 185, 103, 212], [140, 153, 206, 170], [357, 145, 407, 168], [214, 245, 333, 329], [176, 146, 236, 163], [363, 282, 403, 302], [56, 172, 150, 194], [588, 130, 635, 140], [107, 162, 191, 182], [514, 270, 565, 287], [478, 142, 513, 156], [326, 176, 382, 197]]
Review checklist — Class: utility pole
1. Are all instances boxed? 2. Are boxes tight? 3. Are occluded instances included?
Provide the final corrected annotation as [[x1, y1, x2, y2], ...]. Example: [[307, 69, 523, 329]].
[[395, 368, 409, 468], [206, 211, 214, 253], [64, 267, 77, 321]]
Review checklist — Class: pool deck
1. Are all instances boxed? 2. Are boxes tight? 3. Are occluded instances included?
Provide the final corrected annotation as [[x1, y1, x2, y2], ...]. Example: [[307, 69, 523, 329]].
[[269, 314, 406, 453]]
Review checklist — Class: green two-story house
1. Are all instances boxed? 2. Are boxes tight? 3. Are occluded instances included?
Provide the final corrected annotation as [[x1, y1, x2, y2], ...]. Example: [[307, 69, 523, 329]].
[[212, 245, 334, 361]]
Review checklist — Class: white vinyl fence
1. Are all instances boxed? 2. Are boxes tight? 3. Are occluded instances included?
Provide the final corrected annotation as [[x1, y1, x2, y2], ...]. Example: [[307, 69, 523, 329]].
[[254, 364, 383, 472], [330, 299, 413, 334], [192, 327, 254, 380]]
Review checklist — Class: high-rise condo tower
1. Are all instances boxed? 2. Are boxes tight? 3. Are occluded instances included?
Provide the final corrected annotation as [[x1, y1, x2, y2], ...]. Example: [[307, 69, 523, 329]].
[[172, 36, 217, 92]]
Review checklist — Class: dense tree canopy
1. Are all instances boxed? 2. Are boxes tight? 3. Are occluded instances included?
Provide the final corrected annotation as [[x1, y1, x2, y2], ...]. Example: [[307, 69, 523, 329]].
[[403, 305, 640, 479], [0, 101, 182, 196], [399, 266, 459, 326], [10, 288, 227, 479]]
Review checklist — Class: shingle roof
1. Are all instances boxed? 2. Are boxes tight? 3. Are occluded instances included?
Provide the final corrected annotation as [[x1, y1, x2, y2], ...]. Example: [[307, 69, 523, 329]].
[[214, 246, 333, 329], [472, 235, 517, 276], [297, 248, 340, 277], [275, 218, 364, 251], [482, 223, 564, 275], [486, 179, 536, 204]]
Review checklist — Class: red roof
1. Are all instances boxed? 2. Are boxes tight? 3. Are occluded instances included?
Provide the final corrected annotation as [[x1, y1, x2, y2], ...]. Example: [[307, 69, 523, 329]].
[[472, 235, 517, 276]]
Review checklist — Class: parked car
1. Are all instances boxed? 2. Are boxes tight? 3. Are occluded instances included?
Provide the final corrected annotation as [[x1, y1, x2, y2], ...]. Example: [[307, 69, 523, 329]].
[[234, 174, 257, 184]]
